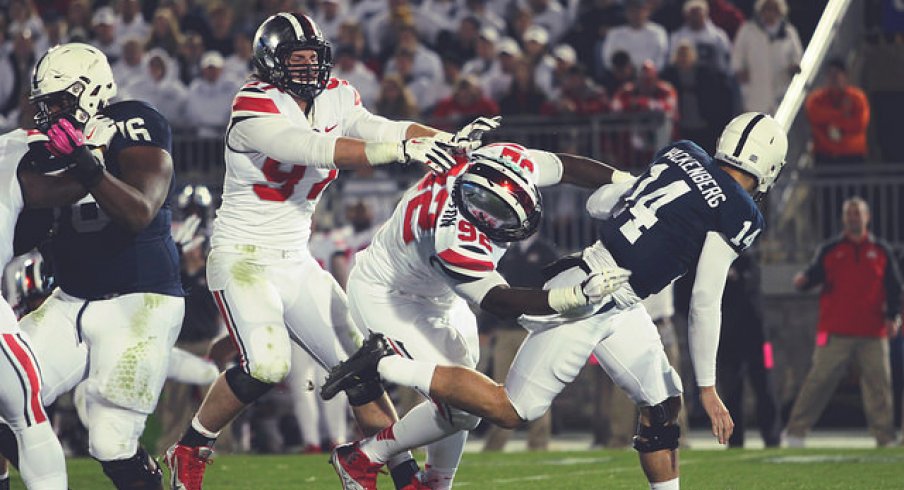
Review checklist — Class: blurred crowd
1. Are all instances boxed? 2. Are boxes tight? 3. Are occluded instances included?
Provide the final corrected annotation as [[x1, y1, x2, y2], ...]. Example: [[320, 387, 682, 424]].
[[0, 0, 824, 149]]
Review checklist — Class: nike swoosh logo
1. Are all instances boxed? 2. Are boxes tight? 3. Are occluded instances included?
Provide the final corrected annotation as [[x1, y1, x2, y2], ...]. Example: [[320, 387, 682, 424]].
[[324, 124, 338, 133], [87, 127, 97, 139]]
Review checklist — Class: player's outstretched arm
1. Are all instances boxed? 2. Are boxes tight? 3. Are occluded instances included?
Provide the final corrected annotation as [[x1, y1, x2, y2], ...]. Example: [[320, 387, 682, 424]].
[[556, 153, 635, 189]]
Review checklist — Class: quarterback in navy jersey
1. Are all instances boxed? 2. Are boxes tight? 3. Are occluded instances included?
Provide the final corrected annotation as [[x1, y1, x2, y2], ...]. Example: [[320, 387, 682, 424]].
[[11, 43, 185, 490], [326, 112, 788, 490]]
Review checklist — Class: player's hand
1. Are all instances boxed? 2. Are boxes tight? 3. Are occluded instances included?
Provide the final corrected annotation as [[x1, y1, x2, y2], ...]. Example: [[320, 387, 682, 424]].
[[84, 115, 118, 149], [402, 137, 457, 174], [438, 116, 502, 152], [173, 214, 205, 254], [580, 267, 631, 303], [700, 386, 733, 445], [45, 117, 87, 157]]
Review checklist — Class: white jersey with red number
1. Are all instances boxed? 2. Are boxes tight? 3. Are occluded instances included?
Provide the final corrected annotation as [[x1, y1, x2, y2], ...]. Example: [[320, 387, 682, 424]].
[[0, 131, 27, 333], [211, 78, 409, 250], [353, 143, 549, 303]]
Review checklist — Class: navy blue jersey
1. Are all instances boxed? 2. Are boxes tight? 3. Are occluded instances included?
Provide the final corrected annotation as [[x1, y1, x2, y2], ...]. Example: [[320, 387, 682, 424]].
[[51, 100, 183, 299], [599, 140, 764, 298]]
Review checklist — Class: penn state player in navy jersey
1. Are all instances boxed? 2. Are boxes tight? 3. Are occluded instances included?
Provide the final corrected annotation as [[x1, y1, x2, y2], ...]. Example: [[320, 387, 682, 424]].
[[12, 44, 185, 490], [326, 112, 788, 490]]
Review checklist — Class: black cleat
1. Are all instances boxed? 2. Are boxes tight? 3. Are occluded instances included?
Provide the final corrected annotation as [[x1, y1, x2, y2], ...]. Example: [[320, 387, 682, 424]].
[[321, 333, 394, 400]]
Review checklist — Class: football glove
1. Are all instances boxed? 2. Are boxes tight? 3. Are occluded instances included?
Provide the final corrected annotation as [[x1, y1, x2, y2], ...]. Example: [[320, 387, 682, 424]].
[[45, 118, 106, 188], [172, 214, 204, 254], [547, 267, 631, 316], [83, 115, 118, 149], [402, 137, 457, 173], [436, 116, 502, 152]]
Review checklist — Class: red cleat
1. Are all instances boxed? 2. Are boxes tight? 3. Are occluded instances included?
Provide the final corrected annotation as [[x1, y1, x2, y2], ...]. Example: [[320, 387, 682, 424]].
[[164, 443, 213, 490], [329, 442, 383, 490]]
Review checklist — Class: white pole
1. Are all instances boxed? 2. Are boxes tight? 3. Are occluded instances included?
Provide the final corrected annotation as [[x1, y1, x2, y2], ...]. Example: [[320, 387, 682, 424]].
[[773, 0, 854, 131]]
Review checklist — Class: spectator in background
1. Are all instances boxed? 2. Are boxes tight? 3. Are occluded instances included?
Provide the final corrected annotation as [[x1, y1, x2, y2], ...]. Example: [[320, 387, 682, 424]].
[[805, 58, 870, 165], [112, 36, 147, 94], [564, 0, 626, 75], [382, 24, 444, 87], [540, 64, 608, 116], [335, 20, 375, 67], [91, 7, 123, 64], [524, 0, 571, 45], [669, 0, 733, 74], [480, 233, 559, 452], [34, 12, 69, 58], [717, 251, 782, 448], [600, 0, 668, 72], [374, 74, 420, 119], [435, 15, 480, 68], [313, 0, 349, 42], [598, 50, 636, 96], [661, 41, 738, 154], [205, 3, 237, 56], [432, 74, 500, 122], [365, 0, 417, 60], [65, 0, 92, 41], [522, 26, 556, 97], [415, 0, 458, 46], [611, 60, 677, 121], [463, 27, 502, 90], [184, 51, 237, 137], [0, 28, 36, 127], [784, 197, 903, 448], [649, 0, 684, 32], [546, 44, 579, 100], [121, 48, 188, 125], [333, 46, 380, 109], [707, 0, 746, 39], [731, 0, 802, 113], [484, 37, 521, 101], [386, 47, 437, 114], [222, 31, 254, 83], [164, 0, 213, 42], [177, 31, 205, 85], [147, 7, 184, 56], [117, 0, 151, 41], [499, 57, 547, 116], [8, 0, 45, 50], [458, 0, 506, 35]]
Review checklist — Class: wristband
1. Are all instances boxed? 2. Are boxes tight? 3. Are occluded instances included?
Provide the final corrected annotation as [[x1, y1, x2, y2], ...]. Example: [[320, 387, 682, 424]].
[[547, 285, 585, 314], [364, 141, 404, 166], [611, 169, 636, 184], [71, 147, 105, 188]]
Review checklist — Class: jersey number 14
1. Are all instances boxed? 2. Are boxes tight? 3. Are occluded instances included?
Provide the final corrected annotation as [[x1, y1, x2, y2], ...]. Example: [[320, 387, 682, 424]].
[[619, 164, 690, 244]]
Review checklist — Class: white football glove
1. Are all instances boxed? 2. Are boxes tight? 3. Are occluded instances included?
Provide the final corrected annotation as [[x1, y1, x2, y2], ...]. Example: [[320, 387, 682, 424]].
[[436, 116, 502, 152], [548, 266, 631, 316], [402, 137, 457, 174], [172, 214, 204, 254], [84, 115, 118, 149]]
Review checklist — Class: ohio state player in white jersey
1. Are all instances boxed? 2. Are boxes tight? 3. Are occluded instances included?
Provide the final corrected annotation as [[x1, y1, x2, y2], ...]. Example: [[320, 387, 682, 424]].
[[326, 143, 633, 489], [166, 12, 501, 490], [0, 122, 114, 488]]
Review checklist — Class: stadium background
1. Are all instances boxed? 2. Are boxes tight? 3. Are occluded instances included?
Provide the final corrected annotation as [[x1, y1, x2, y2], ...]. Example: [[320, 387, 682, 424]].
[[1, 0, 903, 475]]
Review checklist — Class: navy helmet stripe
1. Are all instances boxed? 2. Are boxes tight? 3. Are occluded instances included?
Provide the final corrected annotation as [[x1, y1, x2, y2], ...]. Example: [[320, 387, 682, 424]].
[[733, 113, 766, 158]]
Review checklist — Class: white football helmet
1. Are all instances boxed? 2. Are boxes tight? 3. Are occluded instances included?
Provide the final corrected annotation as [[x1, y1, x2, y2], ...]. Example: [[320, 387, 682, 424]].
[[453, 145, 542, 243], [714, 112, 788, 197], [29, 43, 117, 131]]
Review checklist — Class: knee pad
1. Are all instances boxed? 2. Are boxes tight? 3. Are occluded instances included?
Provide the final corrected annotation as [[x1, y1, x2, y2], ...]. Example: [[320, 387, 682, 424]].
[[447, 408, 481, 432], [99, 446, 162, 490], [633, 397, 682, 453], [345, 377, 385, 407], [225, 365, 275, 404]]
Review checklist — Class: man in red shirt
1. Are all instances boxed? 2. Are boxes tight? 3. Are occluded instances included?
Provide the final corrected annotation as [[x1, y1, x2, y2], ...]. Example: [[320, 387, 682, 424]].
[[784, 197, 903, 447]]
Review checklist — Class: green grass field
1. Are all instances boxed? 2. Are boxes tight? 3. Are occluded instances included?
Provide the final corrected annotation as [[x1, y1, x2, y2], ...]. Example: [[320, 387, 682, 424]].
[[9, 448, 904, 489]]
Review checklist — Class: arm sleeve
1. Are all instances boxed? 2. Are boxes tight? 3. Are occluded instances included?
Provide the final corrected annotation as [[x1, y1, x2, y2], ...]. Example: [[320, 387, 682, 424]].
[[344, 98, 413, 142], [228, 115, 340, 168], [688, 231, 738, 387], [451, 271, 509, 305], [526, 149, 563, 187]]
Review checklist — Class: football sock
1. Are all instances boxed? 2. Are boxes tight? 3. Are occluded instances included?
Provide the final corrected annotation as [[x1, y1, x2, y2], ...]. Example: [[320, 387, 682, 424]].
[[359, 401, 455, 464], [178, 416, 219, 448], [650, 477, 679, 489], [377, 356, 435, 394], [423, 431, 467, 490], [423, 464, 458, 490]]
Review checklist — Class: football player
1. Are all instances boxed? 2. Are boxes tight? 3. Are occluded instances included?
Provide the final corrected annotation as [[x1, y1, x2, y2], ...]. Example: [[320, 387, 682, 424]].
[[10, 42, 186, 489], [324, 113, 789, 490], [164, 12, 498, 490], [322, 142, 632, 489]]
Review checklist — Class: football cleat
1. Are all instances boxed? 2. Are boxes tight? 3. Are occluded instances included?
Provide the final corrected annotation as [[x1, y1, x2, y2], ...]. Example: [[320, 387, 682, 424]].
[[164, 443, 213, 490], [400, 473, 431, 490], [321, 333, 394, 400], [329, 442, 383, 490]]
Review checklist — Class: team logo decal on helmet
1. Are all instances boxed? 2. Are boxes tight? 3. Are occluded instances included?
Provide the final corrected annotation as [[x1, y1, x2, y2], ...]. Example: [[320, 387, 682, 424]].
[[252, 13, 333, 100]]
